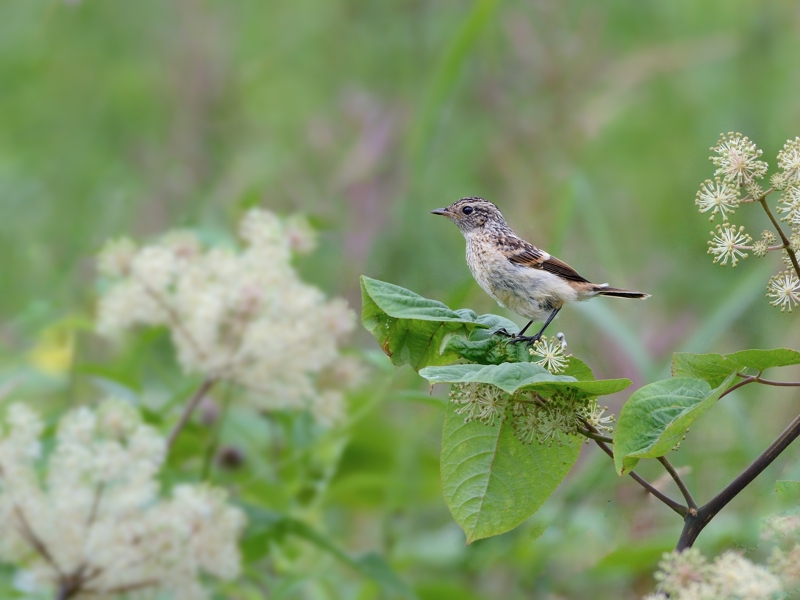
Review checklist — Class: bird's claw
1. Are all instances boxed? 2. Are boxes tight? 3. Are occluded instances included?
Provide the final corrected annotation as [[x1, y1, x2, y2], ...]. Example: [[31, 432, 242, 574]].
[[501, 333, 542, 346], [491, 327, 514, 338]]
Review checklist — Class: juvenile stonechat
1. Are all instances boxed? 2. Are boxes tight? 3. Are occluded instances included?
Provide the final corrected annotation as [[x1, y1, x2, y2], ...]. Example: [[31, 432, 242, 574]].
[[431, 196, 649, 344]]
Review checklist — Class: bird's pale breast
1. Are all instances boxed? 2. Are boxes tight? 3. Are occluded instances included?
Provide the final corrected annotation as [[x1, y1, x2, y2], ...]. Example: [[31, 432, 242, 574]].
[[465, 234, 578, 321]]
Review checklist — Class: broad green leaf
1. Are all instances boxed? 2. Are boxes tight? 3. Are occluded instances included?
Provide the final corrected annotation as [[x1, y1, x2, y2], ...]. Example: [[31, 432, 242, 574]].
[[361, 276, 480, 323], [561, 356, 595, 381], [361, 276, 487, 370], [441, 402, 580, 543], [726, 348, 800, 371], [472, 313, 521, 337], [672, 348, 800, 387], [671, 353, 739, 387], [614, 375, 736, 475], [420, 362, 630, 398]]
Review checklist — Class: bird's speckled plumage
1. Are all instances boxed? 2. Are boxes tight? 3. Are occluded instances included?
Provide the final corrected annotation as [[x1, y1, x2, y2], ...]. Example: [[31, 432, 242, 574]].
[[431, 196, 648, 327]]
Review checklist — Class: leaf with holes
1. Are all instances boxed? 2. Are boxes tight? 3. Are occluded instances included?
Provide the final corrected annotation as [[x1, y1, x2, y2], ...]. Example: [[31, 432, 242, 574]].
[[361, 276, 482, 370], [361, 276, 522, 370]]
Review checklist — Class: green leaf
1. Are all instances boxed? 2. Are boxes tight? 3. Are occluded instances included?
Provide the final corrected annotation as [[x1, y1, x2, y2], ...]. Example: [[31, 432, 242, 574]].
[[440, 313, 532, 365], [441, 402, 580, 543], [362, 276, 480, 323], [420, 362, 630, 398], [561, 357, 595, 381], [672, 348, 800, 387], [361, 276, 487, 370], [614, 375, 736, 475], [725, 348, 800, 371], [671, 353, 739, 388], [441, 335, 525, 366]]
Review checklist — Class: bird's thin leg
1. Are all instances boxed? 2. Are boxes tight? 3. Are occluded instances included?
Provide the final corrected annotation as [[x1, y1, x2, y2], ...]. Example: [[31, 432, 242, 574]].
[[507, 308, 560, 345], [517, 320, 533, 336], [492, 320, 533, 339]]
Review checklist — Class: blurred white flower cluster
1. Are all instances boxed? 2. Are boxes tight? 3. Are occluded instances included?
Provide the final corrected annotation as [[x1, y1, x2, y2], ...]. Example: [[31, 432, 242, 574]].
[[0, 399, 245, 599], [96, 209, 358, 422], [763, 510, 800, 594], [645, 548, 783, 600]]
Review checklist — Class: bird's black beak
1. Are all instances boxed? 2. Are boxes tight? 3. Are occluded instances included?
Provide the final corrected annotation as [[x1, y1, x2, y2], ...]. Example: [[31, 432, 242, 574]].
[[430, 208, 449, 216]]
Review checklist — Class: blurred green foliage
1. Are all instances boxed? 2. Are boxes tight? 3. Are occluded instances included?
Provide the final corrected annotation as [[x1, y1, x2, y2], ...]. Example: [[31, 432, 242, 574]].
[[2, 0, 800, 598]]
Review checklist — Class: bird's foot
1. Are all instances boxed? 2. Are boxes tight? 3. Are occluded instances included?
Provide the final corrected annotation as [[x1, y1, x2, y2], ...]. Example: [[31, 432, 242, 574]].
[[491, 327, 515, 338], [503, 333, 542, 346]]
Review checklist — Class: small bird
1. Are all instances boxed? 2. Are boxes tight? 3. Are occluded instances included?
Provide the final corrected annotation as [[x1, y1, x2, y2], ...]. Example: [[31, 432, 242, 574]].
[[431, 197, 649, 344]]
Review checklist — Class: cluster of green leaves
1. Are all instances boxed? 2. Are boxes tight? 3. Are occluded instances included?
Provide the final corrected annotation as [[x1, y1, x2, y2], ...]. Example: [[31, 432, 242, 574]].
[[615, 349, 800, 478], [362, 276, 632, 542], [362, 276, 800, 547]]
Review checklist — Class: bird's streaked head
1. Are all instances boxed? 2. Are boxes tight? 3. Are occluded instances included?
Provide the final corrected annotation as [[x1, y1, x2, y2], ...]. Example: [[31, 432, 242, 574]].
[[430, 197, 507, 234]]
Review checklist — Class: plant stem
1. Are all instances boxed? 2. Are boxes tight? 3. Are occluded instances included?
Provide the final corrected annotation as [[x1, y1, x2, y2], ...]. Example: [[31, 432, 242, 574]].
[[576, 425, 687, 517], [720, 375, 756, 398], [758, 194, 800, 279], [576, 428, 613, 444], [676, 409, 800, 550], [657, 456, 697, 511], [167, 378, 217, 449], [756, 376, 800, 387]]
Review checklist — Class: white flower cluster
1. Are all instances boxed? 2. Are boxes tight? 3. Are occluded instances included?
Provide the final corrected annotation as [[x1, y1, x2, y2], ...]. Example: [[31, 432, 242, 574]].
[[513, 390, 611, 447], [763, 510, 800, 593], [448, 382, 610, 447], [707, 223, 751, 267], [697, 134, 800, 311], [450, 382, 508, 426], [645, 548, 783, 600], [710, 132, 768, 187], [0, 400, 245, 599], [529, 335, 571, 374], [695, 177, 739, 222], [96, 209, 357, 421]]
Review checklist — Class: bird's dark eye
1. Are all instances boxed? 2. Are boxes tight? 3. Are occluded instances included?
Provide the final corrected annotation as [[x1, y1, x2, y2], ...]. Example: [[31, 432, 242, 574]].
[[462, 206, 474, 215]]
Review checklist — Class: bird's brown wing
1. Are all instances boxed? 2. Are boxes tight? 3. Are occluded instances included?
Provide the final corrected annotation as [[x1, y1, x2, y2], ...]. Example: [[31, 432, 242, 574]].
[[506, 242, 591, 283]]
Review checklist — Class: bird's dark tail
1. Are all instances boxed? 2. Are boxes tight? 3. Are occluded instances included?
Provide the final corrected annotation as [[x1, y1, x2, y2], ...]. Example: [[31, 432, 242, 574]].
[[593, 285, 650, 299]]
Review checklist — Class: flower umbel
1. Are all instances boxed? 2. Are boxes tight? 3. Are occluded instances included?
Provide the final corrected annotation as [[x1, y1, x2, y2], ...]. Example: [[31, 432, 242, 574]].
[[777, 136, 800, 183], [653, 549, 783, 600], [578, 400, 614, 434], [449, 383, 508, 426], [778, 185, 800, 225], [511, 390, 586, 447], [529, 336, 571, 374], [0, 400, 245, 599], [753, 240, 769, 258], [762, 230, 778, 246], [695, 178, 739, 221], [766, 270, 800, 312], [710, 132, 768, 186], [96, 209, 356, 422], [707, 223, 751, 267]]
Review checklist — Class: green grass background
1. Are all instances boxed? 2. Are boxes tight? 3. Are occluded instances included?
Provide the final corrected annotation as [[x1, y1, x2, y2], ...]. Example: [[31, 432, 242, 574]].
[[2, 1, 800, 598]]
